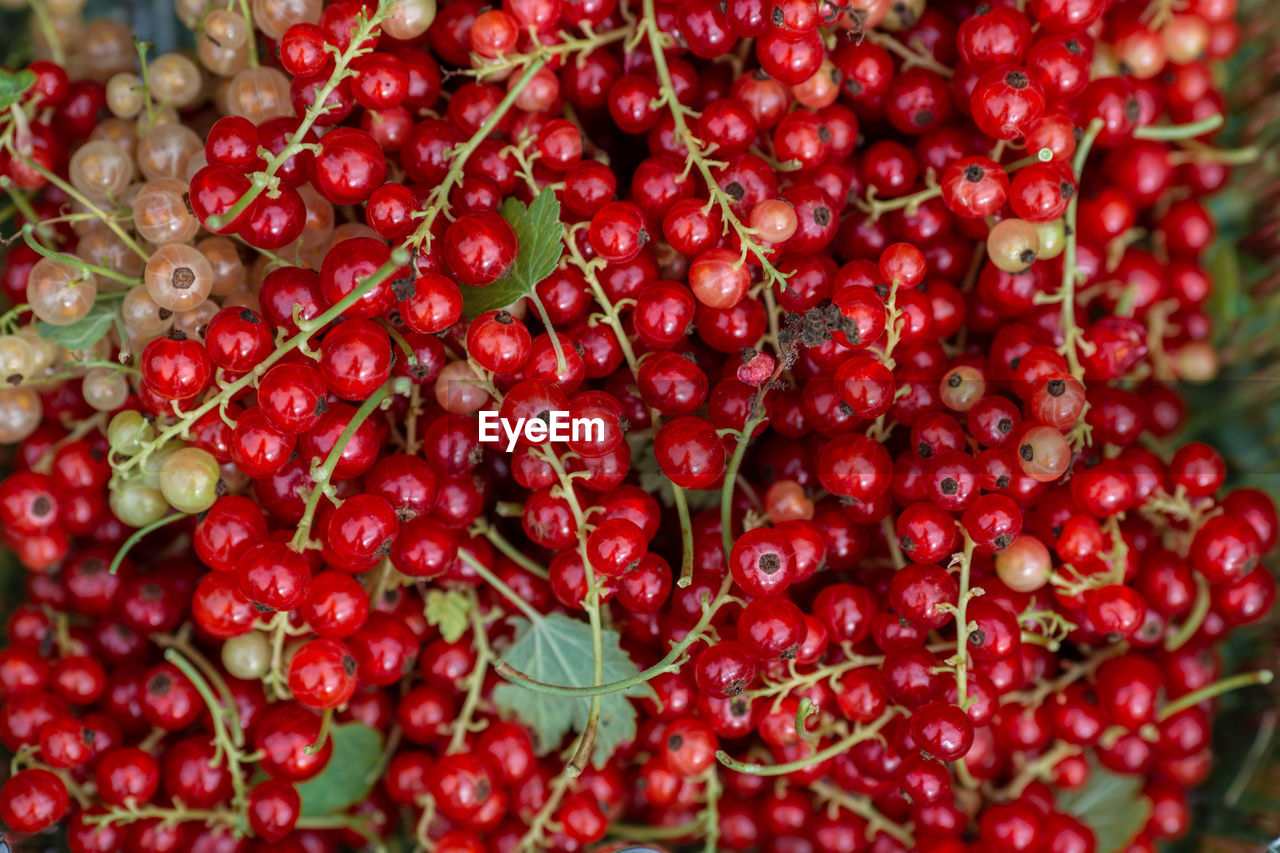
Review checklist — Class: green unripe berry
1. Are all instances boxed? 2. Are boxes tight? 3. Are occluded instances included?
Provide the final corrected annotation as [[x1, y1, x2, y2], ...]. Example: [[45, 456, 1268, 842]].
[[109, 480, 168, 527], [222, 632, 272, 679], [107, 410, 153, 455], [159, 447, 222, 514]]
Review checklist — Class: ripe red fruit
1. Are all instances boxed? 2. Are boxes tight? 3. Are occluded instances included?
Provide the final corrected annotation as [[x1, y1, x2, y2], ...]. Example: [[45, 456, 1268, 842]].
[[1, 767, 69, 833], [443, 212, 518, 286], [288, 639, 359, 709]]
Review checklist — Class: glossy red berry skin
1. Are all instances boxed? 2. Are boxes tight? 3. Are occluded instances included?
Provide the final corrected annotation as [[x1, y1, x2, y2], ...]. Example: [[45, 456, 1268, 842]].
[[288, 639, 359, 710], [247, 780, 302, 841], [313, 127, 388, 205], [141, 333, 212, 401], [654, 416, 726, 490], [694, 640, 758, 697], [443, 212, 518, 287], [95, 747, 160, 806], [1190, 515, 1261, 584], [205, 308, 274, 372], [910, 702, 975, 762], [970, 66, 1046, 140], [1, 767, 69, 832]]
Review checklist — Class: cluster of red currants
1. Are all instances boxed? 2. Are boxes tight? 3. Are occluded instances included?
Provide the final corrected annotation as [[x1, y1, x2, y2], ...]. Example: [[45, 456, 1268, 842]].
[[0, 0, 1272, 850]]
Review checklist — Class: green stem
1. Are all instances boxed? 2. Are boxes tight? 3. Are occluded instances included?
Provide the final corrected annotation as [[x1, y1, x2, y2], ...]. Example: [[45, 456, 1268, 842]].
[[528, 292, 567, 376], [1164, 574, 1211, 652], [1054, 118, 1105, 380], [859, 183, 941, 220], [109, 513, 188, 574], [811, 780, 915, 847], [116, 251, 407, 475], [608, 820, 704, 841], [164, 648, 250, 810], [640, 0, 789, 291], [290, 382, 398, 550], [15, 157, 149, 261], [951, 534, 978, 707], [448, 591, 491, 754], [673, 483, 694, 588], [720, 414, 763, 566], [236, 0, 259, 66], [22, 225, 140, 285], [540, 446, 603, 774], [476, 519, 549, 579], [457, 546, 544, 623], [864, 30, 952, 77], [715, 710, 900, 776], [207, 2, 392, 231], [28, 0, 65, 64], [1133, 113, 1224, 140], [1157, 669, 1273, 722], [700, 767, 722, 853]]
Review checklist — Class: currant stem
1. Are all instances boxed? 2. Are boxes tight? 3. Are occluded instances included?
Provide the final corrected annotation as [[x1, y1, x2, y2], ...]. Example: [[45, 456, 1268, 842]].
[[13, 155, 150, 261], [865, 30, 953, 78], [540, 444, 605, 775], [516, 761, 574, 850], [1007, 643, 1128, 709], [21, 224, 141, 286], [155, 629, 244, 744], [235, 0, 259, 67], [699, 766, 722, 853], [564, 218, 698, 585], [207, 0, 393, 231], [950, 533, 978, 707], [473, 518, 549, 579], [108, 512, 188, 575], [1165, 574, 1211, 652], [290, 380, 401, 551], [470, 24, 631, 82], [1133, 113, 1225, 140], [457, 546, 544, 624], [1055, 117, 1106, 382], [28, 0, 66, 65], [994, 740, 1081, 800], [714, 708, 900, 776], [1157, 669, 1274, 722], [404, 55, 550, 244], [640, 0, 789, 292], [448, 590, 492, 754], [810, 780, 915, 846], [116, 253, 405, 475], [164, 648, 251, 812], [857, 183, 942, 221]]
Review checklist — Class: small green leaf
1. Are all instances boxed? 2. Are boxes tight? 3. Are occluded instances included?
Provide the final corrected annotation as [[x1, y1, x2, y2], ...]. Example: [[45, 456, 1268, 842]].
[[459, 189, 564, 318], [295, 723, 384, 817], [1055, 759, 1151, 853], [493, 612, 647, 768], [425, 588, 472, 643], [0, 68, 35, 111], [36, 304, 115, 351]]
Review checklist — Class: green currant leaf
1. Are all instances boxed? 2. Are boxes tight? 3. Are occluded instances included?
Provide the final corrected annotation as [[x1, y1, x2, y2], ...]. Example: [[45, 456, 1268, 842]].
[[295, 723, 384, 817], [458, 188, 564, 318], [0, 68, 35, 112], [35, 304, 115, 351], [493, 612, 647, 767], [424, 588, 471, 643], [1055, 759, 1151, 853]]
